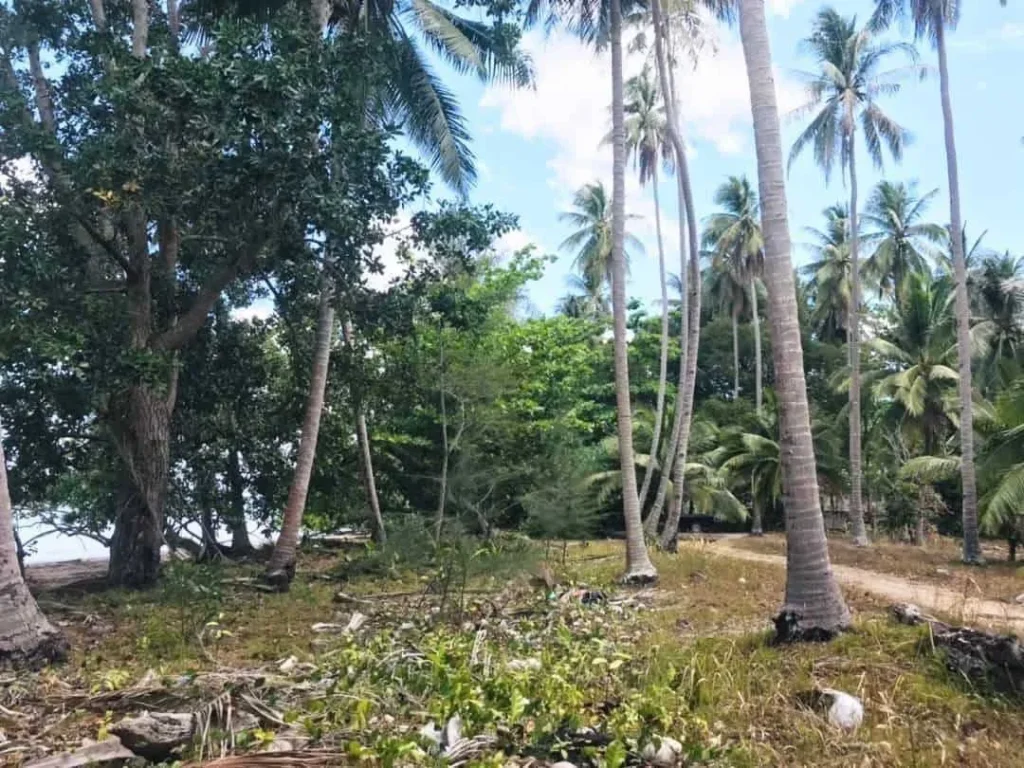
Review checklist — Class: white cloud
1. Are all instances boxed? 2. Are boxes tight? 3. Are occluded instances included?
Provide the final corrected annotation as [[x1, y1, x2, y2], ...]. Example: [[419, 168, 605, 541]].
[[495, 228, 543, 256], [768, 0, 805, 18]]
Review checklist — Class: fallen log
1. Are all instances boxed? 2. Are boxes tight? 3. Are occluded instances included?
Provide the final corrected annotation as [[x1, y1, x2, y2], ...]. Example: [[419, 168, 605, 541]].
[[891, 602, 1024, 697]]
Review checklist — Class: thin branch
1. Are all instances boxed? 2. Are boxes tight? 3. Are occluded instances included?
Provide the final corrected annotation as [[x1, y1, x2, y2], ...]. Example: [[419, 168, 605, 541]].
[[27, 43, 55, 134]]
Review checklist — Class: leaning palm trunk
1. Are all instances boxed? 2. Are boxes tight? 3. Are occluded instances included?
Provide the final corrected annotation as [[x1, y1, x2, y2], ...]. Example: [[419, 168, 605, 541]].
[[847, 140, 869, 546], [342, 320, 386, 545], [637, 168, 671, 512], [266, 283, 335, 587], [935, 22, 980, 564], [610, 0, 656, 582], [0, 421, 67, 665], [751, 279, 763, 414], [649, 0, 701, 551], [738, 0, 850, 639]]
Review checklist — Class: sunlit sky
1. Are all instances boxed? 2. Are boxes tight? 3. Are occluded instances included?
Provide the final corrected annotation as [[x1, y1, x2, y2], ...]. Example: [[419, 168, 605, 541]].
[[446, 0, 1024, 315]]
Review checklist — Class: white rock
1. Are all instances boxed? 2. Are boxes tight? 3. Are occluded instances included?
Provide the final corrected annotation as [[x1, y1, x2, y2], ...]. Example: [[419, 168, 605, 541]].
[[110, 712, 195, 761], [1014, 593, 1024, 605], [551, 762, 578, 768], [822, 689, 863, 732], [738, 577, 747, 585], [442, 714, 462, 747], [508, 657, 542, 672], [345, 612, 368, 633], [278, 655, 298, 673], [641, 736, 683, 766]]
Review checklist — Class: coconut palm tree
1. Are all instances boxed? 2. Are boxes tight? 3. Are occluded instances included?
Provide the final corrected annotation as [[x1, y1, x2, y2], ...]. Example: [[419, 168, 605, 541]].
[[869, 0, 983, 563], [788, 8, 915, 547], [558, 272, 609, 319], [703, 175, 764, 412], [559, 181, 644, 290], [619, 65, 673, 511], [862, 181, 945, 301], [704, 253, 751, 401], [736, 0, 850, 639], [971, 253, 1024, 395], [803, 204, 852, 345], [0, 422, 67, 664]]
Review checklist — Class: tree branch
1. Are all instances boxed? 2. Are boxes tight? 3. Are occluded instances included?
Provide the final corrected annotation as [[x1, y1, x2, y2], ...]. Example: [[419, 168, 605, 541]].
[[151, 248, 260, 351], [131, 0, 149, 58], [89, 0, 107, 32]]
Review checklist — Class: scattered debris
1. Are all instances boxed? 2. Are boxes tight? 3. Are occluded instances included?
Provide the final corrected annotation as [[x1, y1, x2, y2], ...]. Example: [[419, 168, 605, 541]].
[[442, 714, 463, 749], [821, 689, 863, 732], [936, 567, 951, 576], [641, 735, 683, 766], [110, 712, 195, 761], [1014, 593, 1024, 605], [333, 591, 372, 606], [419, 722, 442, 749], [278, 656, 298, 674], [24, 737, 136, 768], [345, 611, 368, 633], [507, 657, 542, 672]]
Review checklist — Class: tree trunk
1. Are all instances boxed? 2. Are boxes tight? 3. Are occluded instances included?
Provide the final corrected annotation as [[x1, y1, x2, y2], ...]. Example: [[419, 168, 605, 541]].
[[0, 422, 67, 666], [1009, 535, 1017, 563], [342, 321, 386, 546], [108, 384, 172, 588], [638, 169, 670, 513], [847, 140, 869, 547], [266, 284, 335, 587], [936, 23, 981, 565], [226, 449, 253, 555], [198, 472, 222, 562], [732, 302, 741, 401], [650, 3, 701, 553], [610, 0, 656, 583], [752, 492, 764, 536], [751, 278, 763, 414], [435, 331, 449, 543], [737, 0, 850, 640]]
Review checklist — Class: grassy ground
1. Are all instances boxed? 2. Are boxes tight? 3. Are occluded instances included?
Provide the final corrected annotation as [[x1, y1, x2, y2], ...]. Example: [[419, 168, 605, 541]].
[[10, 538, 1023, 767], [731, 533, 1024, 605]]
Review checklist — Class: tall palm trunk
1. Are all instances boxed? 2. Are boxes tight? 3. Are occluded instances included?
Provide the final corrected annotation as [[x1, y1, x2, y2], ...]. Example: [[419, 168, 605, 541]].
[[732, 301, 741, 400], [847, 138, 869, 546], [751, 279, 763, 414], [266, 284, 335, 587], [342, 320, 386, 545], [610, 0, 656, 582], [648, 0, 701, 552], [0, 423, 67, 665], [738, 0, 850, 639], [935, 22, 980, 564], [637, 168, 670, 512]]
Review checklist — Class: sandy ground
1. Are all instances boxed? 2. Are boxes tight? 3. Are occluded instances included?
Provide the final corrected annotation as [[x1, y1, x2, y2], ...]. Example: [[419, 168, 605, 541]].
[[714, 537, 1024, 634]]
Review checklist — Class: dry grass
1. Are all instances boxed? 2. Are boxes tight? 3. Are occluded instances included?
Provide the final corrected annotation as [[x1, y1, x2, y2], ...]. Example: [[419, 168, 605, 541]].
[[16, 539, 1024, 768], [731, 533, 1024, 605]]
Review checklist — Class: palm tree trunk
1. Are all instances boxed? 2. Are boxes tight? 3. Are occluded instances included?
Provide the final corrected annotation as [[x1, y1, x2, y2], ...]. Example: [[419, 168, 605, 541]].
[[611, 0, 656, 582], [732, 302, 741, 401], [342, 320, 386, 545], [435, 330, 449, 542], [737, 0, 850, 640], [266, 282, 335, 588], [638, 168, 670, 512], [226, 448, 253, 555], [646, 0, 701, 543], [847, 140, 869, 547], [0, 423, 67, 665], [752, 491, 764, 536], [751, 278, 763, 414], [936, 22, 981, 564]]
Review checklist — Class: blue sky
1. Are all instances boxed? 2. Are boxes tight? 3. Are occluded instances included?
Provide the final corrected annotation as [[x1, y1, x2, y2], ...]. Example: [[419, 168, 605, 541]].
[[428, 0, 1024, 315]]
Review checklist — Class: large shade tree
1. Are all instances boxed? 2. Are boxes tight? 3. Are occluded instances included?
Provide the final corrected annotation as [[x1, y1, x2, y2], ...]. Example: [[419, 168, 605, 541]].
[[869, 0, 983, 563], [789, 7, 914, 547], [737, 0, 850, 639]]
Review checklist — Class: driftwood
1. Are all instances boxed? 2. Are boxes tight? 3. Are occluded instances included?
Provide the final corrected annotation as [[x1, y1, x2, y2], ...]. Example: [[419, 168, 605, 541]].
[[892, 602, 1024, 696]]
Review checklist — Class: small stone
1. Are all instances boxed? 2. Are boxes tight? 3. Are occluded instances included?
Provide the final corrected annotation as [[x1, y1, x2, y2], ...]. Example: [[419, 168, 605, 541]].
[[892, 603, 923, 625], [110, 712, 195, 761], [265, 739, 293, 753], [345, 612, 367, 633], [822, 689, 863, 732], [936, 567, 951, 576], [1014, 593, 1024, 605], [550, 762, 578, 768], [278, 655, 298, 673], [738, 577, 747, 585], [641, 736, 682, 766]]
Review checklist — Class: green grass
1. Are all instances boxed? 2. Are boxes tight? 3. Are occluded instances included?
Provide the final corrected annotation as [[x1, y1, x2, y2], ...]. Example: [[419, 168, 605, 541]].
[[16, 538, 1024, 767]]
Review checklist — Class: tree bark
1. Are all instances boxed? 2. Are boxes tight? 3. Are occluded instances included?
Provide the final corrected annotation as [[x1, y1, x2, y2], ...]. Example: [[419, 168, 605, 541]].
[[751, 278, 763, 414], [847, 139, 869, 547], [611, 0, 656, 583], [130, 0, 148, 58], [732, 302, 741, 401], [935, 22, 981, 565], [435, 331, 449, 542], [0, 421, 68, 666], [738, 0, 850, 640], [226, 448, 253, 555], [342, 320, 386, 546], [108, 384, 172, 588], [266, 284, 335, 587], [752, 493, 764, 536], [637, 169, 670, 513]]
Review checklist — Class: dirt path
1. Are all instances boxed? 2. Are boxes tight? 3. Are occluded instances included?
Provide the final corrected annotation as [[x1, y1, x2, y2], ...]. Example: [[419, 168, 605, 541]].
[[713, 538, 1024, 634]]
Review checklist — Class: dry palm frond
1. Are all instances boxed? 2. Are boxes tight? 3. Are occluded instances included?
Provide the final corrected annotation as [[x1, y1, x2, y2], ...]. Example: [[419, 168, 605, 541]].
[[185, 750, 350, 767]]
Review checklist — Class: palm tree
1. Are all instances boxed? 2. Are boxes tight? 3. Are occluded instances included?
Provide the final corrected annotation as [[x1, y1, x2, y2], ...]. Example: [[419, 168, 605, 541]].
[[0, 422, 67, 665], [558, 272, 609, 318], [869, 0, 982, 564], [789, 8, 915, 548], [971, 253, 1024, 395], [703, 175, 765, 412], [803, 204, 853, 345], [862, 181, 944, 301], [620, 65, 673, 511], [559, 181, 644, 289], [736, 0, 850, 639], [704, 253, 750, 401]]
